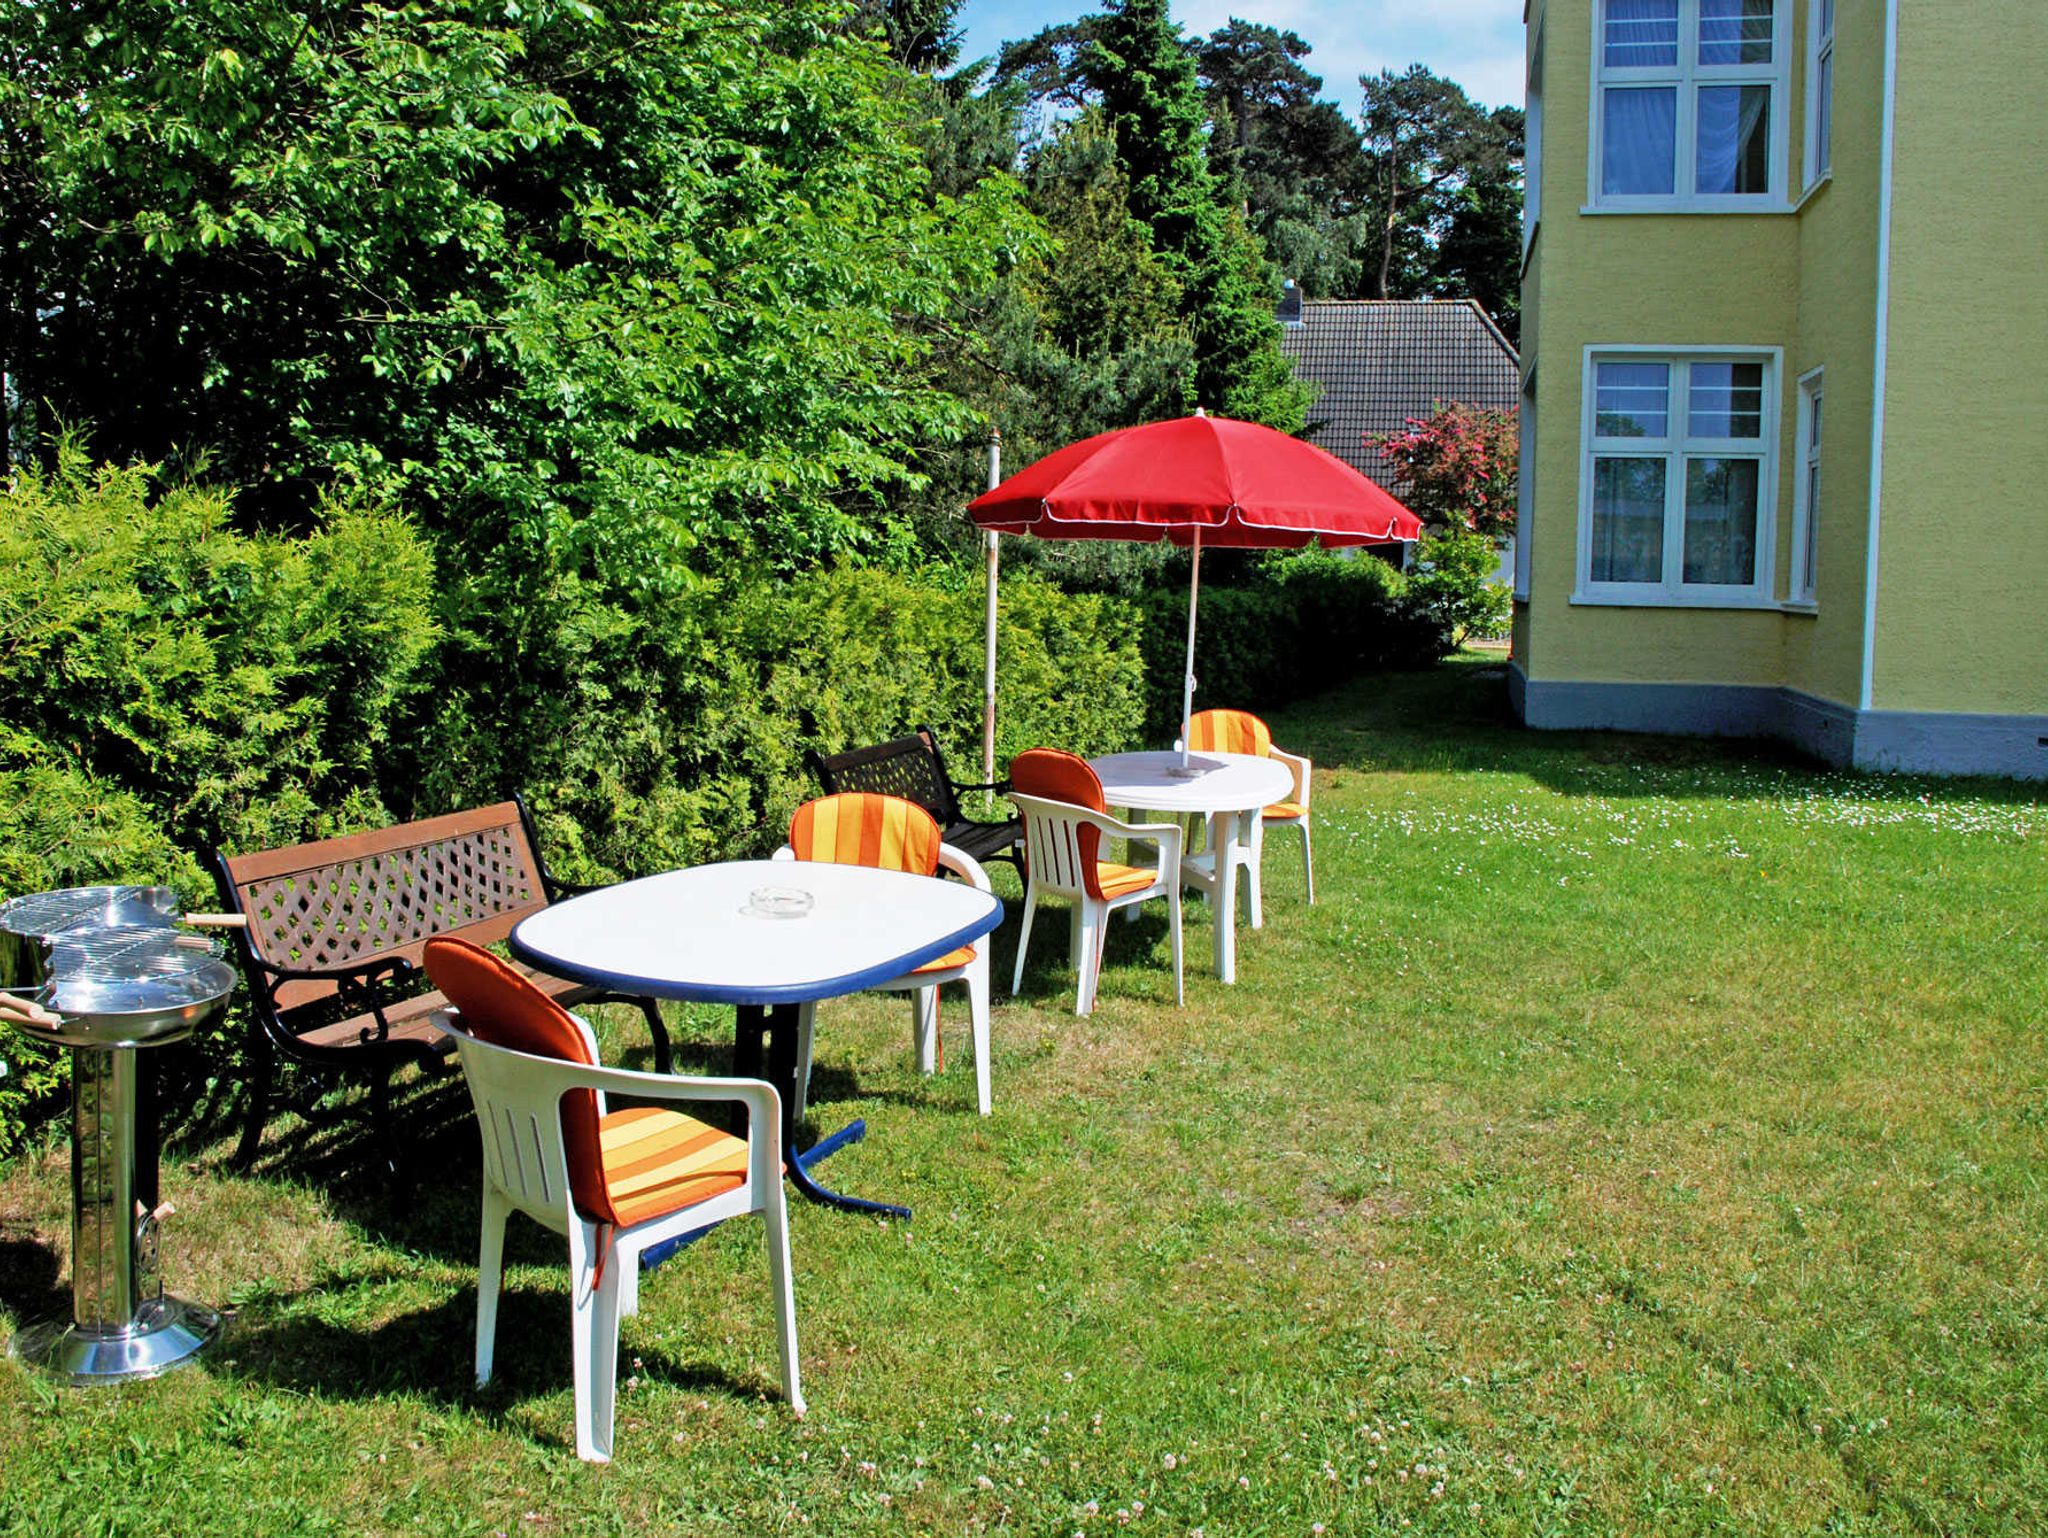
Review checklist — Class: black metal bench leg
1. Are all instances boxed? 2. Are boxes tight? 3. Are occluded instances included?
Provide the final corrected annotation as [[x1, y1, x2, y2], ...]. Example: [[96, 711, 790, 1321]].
[[234, 1025, 275, 1169], [368, 1063, 404, 1185]]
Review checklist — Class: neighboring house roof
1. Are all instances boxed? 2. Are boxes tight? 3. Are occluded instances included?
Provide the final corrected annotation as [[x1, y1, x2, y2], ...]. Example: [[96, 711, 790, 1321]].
[[1279, 299, 1520, 489]]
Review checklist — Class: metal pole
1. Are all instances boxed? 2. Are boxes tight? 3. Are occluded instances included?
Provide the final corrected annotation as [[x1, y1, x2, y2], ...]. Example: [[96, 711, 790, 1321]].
[[982, 428, 1001, 788], [1179, 526, 1201, 769]]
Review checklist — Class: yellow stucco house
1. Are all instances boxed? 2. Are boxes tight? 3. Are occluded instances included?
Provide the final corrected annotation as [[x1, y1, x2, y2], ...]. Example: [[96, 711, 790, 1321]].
[[1514, 0, 2048, 777]]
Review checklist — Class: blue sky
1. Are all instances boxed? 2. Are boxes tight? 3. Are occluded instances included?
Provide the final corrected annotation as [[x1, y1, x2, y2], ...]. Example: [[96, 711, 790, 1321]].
[[954, 1, 1527, 116]]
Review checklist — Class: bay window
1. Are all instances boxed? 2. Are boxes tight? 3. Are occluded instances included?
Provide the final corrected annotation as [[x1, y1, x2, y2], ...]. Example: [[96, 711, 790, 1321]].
[[1593, 0, 1789, 209], [1578, 349, 1781, 605]]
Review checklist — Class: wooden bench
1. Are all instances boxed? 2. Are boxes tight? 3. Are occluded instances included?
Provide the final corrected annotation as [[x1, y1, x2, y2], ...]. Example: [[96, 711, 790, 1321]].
[[805, 726, 1023, 875], [212, 798, 672, 1172]]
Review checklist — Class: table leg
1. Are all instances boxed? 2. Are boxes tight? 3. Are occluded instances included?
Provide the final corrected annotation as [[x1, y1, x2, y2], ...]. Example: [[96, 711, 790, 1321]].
[[1213, 810, 1241, 984], [735, 1003, 910, 1220]]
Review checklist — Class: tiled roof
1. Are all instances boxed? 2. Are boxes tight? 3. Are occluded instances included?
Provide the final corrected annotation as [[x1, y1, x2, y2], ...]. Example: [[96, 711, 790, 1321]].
[[1280, 299, 1520, 488]]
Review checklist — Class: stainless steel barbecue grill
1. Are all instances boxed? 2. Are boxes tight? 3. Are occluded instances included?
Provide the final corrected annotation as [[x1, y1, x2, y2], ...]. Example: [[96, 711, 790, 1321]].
[[0, 885, 237, 1383]]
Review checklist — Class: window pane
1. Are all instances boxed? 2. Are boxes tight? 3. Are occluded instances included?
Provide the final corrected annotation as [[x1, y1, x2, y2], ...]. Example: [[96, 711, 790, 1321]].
[[1816, 51, 1832, 173], [1687, 361, 1764, 438], [1699, 0, 1773, 65], [1809, 392, 1822, 450], [1605, 0, 1679, 67], [1592, 457, 1667, 582], [1800, 461, 1820, 594], [1682, 457, 1760, 584], [1821, 0, 1835, 36], [1604, 88, 1677, 194], [1596, 362, 1671, 438], [1697, 85, 1772, 194]]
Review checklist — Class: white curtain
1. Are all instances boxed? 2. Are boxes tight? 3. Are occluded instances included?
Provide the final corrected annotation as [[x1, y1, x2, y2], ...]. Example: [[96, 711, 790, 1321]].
[[1603, 88, 1676, 195], [1696, 85, 1770, 195]]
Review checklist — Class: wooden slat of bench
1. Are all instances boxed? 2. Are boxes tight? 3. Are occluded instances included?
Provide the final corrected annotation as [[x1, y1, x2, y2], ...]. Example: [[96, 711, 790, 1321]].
[[222, 803, 533, 884], [220, 802, 551, 1013], [293, 964, 602, 1053]]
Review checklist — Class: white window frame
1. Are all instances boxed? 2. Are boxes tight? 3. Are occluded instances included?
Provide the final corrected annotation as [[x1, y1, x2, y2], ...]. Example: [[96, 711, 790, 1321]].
[[1515, 369, 1536, 600], [1802, 0, 1834, 190], [1786, 365, 1823, 607], [1574, 344, 1783, 608], [1585, 0, 1793, 213]]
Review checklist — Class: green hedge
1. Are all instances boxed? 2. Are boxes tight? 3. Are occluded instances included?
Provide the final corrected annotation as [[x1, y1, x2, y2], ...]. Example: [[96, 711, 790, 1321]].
[[0, 460, 1147, 1151], [1136, 547, 1441, 738], [0, 451, 439, 1153], [0, 456, 1482, 1154], [492, 565, 1148, 884]]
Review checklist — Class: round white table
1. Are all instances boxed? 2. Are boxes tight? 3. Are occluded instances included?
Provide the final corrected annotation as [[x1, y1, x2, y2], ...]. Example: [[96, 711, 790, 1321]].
[[511, 861, 1003, 1219], [1087, 751, 1293, 985]]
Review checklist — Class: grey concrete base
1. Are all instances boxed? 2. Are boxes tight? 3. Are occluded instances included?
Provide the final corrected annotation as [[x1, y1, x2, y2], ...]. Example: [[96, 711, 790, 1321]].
[[1509, 664, 2048, 779]]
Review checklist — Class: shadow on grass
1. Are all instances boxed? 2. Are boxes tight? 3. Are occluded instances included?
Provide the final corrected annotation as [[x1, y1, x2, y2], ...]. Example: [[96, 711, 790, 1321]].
[[216, 1276, 776, 1442], [0, 1229, 68, 1331]]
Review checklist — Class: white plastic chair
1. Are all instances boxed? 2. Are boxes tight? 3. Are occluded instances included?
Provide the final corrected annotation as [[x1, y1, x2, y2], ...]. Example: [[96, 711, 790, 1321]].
[[773, 791, 997, 1116], [432, 1008, 802, 1462], [1258, 741, 1315, 909], [1007, 749, 1184, 1016], [1181, 708, 1316, 919]]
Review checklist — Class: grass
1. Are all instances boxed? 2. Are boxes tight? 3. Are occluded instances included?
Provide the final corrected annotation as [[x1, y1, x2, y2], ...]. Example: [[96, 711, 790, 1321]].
[[3, 654, 2044, 1535]]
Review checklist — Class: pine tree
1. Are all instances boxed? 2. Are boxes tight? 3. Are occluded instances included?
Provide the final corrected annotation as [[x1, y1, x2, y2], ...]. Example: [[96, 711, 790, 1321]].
[[1087, 0, 1309, 429]]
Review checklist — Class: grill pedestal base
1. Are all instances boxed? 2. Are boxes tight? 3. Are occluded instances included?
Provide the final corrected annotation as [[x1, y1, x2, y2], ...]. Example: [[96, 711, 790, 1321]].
[[11, 1295, 221, 1384]]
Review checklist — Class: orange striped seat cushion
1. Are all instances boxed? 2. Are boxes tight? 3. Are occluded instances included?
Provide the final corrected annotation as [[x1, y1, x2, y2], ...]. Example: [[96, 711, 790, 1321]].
[[789, 792, 943, 876], [1095, 862, 1159, 899], [599, 1105, 750, 1227], [1263, 800, 1306, 820], [909, 942, 975, 975]]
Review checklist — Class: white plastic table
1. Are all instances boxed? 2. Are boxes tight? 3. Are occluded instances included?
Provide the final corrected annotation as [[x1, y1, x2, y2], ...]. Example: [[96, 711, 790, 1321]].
[[1087, 751, 1294, 985], [510, 861, 1002, 1219]]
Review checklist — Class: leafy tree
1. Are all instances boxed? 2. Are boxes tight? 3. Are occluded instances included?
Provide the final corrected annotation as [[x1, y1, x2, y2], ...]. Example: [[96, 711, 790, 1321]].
[[1374, 403, 1519, 537], [1357, 66, 1521, 303], [1193, 20, 1367, 299], [1433, 157, 1525, 343], [2, 0, 1030, 584], [848, 0, 967, 72], [991, 17, 1109, 118], [1087, 0, 1308, 429]]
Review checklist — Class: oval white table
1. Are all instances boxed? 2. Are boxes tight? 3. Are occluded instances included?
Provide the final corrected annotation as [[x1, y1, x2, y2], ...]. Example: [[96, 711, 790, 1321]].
[[511, 861, 1002, 1221], [1087, 751, 1294, 986]]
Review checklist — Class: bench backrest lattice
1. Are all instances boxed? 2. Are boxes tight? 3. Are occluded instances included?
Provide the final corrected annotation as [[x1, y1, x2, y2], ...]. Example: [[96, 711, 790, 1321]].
[[223, 805, 550, 1015], [812, 732, 963, 827], [805, 726, 1023, 873]]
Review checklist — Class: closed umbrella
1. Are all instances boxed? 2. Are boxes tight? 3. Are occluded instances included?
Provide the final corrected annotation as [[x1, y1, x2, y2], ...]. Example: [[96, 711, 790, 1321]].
[[969, 411, 1422, 767]]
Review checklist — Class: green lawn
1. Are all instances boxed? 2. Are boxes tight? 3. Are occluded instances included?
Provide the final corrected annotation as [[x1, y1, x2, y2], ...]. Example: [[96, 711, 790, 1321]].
[[4, 656, 2044, 1535]]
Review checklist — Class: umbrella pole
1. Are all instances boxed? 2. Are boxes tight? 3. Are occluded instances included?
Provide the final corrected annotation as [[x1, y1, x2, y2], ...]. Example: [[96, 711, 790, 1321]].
[[982, 430, 1001, 788], [1180, 527, 1201, 769]]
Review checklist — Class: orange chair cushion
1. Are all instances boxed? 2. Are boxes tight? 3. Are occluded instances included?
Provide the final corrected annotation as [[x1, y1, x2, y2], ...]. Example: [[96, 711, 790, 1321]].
[[908, 942, 975, 976], [1094, 862, 1159, 900], [1263, 800, 1306, 820], [789, 792, 942, 876], [597, 1105, 749, 1227], [423, 936, 616, 1226], [1187, 709, 1272, 758], [1010, 747, 1107, 811], [1011, 748, 1120, 895]]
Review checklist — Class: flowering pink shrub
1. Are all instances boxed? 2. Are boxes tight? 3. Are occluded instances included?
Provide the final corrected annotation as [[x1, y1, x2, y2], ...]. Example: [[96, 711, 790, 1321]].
[[1373, 403, 1519, 537]]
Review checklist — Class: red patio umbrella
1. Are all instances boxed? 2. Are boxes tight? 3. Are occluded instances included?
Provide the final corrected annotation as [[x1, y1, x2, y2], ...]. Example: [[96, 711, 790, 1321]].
[[969, 412, 1421, 766]]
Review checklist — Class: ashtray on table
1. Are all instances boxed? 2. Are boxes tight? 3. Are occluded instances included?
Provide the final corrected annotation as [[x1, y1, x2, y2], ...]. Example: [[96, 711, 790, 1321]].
[[741, 886, 815, 920]]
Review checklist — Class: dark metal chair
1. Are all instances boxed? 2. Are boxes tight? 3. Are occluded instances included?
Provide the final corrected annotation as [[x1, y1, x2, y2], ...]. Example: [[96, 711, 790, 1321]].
[[804, 726, 1023, 876]]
